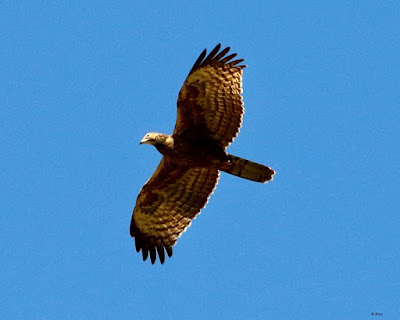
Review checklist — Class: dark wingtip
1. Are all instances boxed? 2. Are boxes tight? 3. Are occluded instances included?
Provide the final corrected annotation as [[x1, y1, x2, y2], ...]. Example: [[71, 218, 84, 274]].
[[214, 46, 231, 62], [230, 58, 245, 67], [166, 246, 173, 258], [132, 229, 172, 264], [207, 44, 222, 60], [150, 247, 157, 264], [188, 48, 207, 75], [188, 44, 244, 75], [157, 246, 166, 264], [142, 248, 148, 261], [135, 243, 172, 265]]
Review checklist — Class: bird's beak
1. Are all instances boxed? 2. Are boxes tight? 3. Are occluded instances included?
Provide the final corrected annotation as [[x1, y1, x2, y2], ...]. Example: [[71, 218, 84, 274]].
[[140, 137, 148, 145]]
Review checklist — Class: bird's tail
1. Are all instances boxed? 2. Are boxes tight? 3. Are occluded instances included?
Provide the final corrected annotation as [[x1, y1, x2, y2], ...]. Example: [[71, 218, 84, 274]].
[[221, 154, 275, 183]]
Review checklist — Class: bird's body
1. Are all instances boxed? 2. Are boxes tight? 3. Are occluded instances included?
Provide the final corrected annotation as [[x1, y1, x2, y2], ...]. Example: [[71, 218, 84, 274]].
[[131, 44, 275, 264], [146, 134, 227, 168]]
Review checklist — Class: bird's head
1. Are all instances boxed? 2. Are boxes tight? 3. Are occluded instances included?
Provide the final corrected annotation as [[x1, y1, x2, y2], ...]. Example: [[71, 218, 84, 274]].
[[140, 132, 168, 146]]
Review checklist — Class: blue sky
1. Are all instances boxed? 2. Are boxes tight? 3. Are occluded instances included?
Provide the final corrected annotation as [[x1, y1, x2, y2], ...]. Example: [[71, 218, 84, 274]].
[[1, 2, 399, 319]]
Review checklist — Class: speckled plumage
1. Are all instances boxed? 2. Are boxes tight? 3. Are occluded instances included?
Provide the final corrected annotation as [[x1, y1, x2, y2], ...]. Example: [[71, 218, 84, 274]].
[[131, 44, 275, 264]]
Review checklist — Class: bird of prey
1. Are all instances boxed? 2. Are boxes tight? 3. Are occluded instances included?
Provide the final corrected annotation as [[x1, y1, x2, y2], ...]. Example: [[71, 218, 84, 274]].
[[131, 44, 275, 264]]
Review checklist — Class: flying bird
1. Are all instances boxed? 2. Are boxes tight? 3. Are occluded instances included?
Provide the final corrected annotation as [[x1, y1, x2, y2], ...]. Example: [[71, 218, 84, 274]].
[[131, 44, 275, 264]]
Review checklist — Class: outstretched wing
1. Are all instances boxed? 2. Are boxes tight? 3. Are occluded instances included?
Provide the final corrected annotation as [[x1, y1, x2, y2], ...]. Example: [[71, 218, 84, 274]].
[[130, 158, 220, 264], [174, 44, 246, 148]]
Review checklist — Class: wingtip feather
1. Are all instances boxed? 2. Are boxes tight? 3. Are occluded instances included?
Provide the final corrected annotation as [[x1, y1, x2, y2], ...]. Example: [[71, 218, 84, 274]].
[[142, 249, 148, 261], [188, 44, 244, 75], [150, 247, 157, 264], [166, 246, 173, 258], [157, 246, 166, 264]]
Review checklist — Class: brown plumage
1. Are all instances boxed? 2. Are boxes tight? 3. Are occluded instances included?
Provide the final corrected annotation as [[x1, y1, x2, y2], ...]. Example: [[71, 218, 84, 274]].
[[131, 44, 275, 264]]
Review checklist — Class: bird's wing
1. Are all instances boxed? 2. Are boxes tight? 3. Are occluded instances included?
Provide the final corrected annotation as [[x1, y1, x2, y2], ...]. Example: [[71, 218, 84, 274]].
[[130, 157, 220, 264], [173, 44, 245, 148]]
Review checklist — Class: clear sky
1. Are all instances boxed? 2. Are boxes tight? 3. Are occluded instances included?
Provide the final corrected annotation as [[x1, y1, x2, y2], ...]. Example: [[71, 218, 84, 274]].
[[1, 2, 399, 319]]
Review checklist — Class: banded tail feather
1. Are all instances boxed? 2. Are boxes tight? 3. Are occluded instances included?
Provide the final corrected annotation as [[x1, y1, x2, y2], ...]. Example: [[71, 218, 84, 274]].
[[222, 155, 275, 183]]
